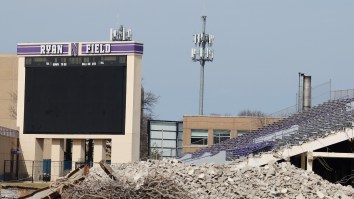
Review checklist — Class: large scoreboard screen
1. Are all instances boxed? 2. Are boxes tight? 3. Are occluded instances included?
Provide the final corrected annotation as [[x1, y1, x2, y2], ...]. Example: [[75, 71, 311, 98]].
[[24, 56, 127, 134]]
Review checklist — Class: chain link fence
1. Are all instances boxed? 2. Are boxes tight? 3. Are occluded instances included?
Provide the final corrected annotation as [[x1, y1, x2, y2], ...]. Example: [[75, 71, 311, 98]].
[[331, 89, 354, 100], [2, 160, 91, 182], [270, 82, 354, 118]]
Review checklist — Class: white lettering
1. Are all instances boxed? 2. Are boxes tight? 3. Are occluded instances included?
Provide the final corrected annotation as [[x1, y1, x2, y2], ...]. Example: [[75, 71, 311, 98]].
[[46, 45, 51, 54], [99, 44, 104, 53], [52, 45, 56, 54], [57, 45, 63, 54], [40, 45, 45, 54], [105, 44, 111, 53], [40, 45, 64, 55], [94, 44, 99, 53], [86, 45, 91, 53], [85, 44, 111, 54]]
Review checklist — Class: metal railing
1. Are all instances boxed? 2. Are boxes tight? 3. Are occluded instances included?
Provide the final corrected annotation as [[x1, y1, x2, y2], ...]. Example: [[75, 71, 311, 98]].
[[331, 89, 354, 100], [269, 105, 298, 118], [253, 125, 299, 143], [270, 88, 354, 118]]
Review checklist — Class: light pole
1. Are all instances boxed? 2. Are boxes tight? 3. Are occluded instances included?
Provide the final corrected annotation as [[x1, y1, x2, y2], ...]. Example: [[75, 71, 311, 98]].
[[191, 16, 214, 115]]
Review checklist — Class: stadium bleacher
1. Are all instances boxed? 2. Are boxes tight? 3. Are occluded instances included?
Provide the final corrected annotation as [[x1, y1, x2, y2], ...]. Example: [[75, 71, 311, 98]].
[[180, 98, 354, 162]]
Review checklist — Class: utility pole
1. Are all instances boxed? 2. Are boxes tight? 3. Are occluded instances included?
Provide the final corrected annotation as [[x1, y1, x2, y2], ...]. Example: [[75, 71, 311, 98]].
[[298, 73, 304, 112], [191, 16, 214, 115]]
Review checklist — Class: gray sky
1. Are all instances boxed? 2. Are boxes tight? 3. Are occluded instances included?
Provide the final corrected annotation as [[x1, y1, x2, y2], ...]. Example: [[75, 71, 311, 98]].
[[1, 0, 354, 120]]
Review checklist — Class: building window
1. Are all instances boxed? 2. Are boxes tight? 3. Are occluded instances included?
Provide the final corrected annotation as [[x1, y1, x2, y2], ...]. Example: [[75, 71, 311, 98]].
[[149, 120, 182, 159], [213, 130, 230, 144], [191, 129, 208, 145], [237, 130, 250, 137]]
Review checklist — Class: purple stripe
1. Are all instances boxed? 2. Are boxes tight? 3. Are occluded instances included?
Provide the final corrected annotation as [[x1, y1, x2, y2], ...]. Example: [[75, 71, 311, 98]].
[[110, 50, 143, 52], [17, 47, 40, 53], [109, 43, 143, 46], [109, 51, 143, 54]]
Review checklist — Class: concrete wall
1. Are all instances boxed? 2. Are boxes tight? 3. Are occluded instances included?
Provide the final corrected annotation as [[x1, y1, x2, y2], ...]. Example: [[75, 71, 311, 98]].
[[0, 54, 18, 129], [0, 136, 17, 179], [183, 115, 281, 153], [0, 54, 19, 179], [43, 138, 52, 159]]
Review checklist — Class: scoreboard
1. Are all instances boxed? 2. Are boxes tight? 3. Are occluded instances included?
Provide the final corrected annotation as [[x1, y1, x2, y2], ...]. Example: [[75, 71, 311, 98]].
[[23, 55, 127, 134]]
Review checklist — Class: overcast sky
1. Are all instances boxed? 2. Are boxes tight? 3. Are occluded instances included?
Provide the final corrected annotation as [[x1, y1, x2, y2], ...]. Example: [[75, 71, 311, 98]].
[[1, 0, 354, 120]]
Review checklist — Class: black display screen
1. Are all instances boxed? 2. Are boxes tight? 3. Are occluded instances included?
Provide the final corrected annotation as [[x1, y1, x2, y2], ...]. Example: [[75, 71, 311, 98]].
[[24, 56, 126, 134]]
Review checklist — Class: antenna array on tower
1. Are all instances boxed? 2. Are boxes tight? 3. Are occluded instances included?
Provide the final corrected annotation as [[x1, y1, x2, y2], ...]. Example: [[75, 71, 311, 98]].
[[191, 16, 215, 115], [192, 33, 214, 61]]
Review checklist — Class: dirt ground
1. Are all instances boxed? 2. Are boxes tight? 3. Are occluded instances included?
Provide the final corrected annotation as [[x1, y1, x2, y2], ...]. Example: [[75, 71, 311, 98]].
[[0, 182, 49, 198], [0, 182, 49, 189]]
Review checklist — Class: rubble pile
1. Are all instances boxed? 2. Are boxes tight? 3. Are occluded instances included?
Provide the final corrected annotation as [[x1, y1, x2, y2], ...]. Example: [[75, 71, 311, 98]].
[[1, 188, 19, 199], [59, 159, 354, 199], [61, 166, 192, 199]]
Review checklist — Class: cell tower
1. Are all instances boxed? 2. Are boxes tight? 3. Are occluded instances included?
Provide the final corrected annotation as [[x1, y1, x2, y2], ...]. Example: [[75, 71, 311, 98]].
[[110, 25, 132, 41], [191, 16, 214, 115]]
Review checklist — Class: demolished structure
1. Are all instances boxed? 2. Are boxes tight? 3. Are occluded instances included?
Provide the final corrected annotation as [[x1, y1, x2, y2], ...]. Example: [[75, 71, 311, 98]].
[[180, 98, 354, 184], [17, 159, 354, 199], [15, 98, 354, 198]]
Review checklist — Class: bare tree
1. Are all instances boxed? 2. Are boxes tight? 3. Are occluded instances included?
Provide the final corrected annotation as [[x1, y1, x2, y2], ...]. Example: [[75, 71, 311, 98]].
[[8, 91, 17, 119], [140, 87, 159, 160], [142, 89, 159, 118], [149, 143, 162, 160], [238, 110, 266, 117], [238, 109, 268, 127]]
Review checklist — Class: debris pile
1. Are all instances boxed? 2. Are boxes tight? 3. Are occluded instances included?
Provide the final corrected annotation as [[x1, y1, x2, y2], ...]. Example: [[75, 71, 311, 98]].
[[18, 159, 354, 198], [1, 188, 20, 199], [54, 159, 354, 199], [61, 168, 191, 199]]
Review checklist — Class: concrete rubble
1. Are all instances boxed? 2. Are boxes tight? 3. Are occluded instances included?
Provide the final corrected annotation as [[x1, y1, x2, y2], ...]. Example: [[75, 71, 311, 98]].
[[58, 159, 354, 199], [1, 188, 19, 199]]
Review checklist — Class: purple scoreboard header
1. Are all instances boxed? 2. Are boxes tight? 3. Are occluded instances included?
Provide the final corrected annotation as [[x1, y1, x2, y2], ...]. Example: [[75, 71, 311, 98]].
[[17, 42, 143, 56]]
